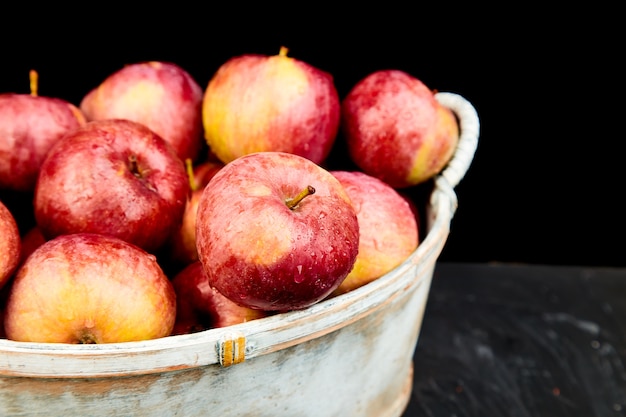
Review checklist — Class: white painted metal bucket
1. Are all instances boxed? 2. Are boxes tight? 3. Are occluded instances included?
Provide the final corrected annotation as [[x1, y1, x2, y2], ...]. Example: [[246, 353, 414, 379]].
[[0, 92, 479, 417]]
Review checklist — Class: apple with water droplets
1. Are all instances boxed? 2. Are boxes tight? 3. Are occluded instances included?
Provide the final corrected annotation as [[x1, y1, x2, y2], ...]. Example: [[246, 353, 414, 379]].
[[330, 170, 419, 295], [33, 119, 190, 254], [165, 158, 224, 268], [202, 46, 340, 165], [195, 151, 359, 311], [171, 261, 268, 335], [3, 232, 176, 343], [80, 61, 205, 163], [0, 70, 87, 192], [341, 69, 459, 188], [0, 199, 21, 289]]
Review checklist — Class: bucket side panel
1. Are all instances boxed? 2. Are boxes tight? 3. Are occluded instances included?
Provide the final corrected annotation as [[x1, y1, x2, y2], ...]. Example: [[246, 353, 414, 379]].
[[0, 268, 434, 417]]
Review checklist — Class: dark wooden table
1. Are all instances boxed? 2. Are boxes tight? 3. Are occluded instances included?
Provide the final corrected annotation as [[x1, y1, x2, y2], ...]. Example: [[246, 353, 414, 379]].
[[403, 262, 626, 417]]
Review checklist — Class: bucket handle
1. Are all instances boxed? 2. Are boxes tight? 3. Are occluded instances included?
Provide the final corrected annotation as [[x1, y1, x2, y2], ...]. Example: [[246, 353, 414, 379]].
[[435, 92, 480, 190]]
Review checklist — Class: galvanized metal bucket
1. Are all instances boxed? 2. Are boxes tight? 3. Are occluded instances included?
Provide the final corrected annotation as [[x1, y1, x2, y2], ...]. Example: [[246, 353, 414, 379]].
[[0, 92, 479, 417]]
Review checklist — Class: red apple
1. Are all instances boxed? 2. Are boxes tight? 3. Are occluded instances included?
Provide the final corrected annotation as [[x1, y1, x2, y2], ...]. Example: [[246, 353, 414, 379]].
[[202, 46, 340, 165], [80, 61, 205, 163], [0, 70, 87, 192], [0, 282, 9, 338], [3, 232, 176, 343], [171, 261, 268, 335], [166, 158, 224, 267], [330, 171, 419, 295], [195, 151, 359, 311], [18, 225, 46, 266], [34, 119, 190, 253], [0, 200, 20, 289], [341, 69, 459, 188]]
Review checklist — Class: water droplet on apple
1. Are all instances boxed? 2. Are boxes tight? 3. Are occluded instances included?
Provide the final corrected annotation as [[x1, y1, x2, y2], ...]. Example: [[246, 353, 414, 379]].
[[318, 211, 327, 220], [294, 265, 305, 283]]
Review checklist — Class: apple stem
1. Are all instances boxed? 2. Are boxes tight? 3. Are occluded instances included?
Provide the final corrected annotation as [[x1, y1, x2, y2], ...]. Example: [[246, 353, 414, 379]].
[[128, 154, 157, 192], [185, 158, 199, 191], [286, 185, 315, 210], [128, 154, 141, 176], [279, 46, 289, 57], [29, 69, 38, 97]]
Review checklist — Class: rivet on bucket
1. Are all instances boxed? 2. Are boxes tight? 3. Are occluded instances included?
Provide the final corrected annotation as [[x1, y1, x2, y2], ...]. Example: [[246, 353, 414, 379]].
[[217, 332, 246, 367]]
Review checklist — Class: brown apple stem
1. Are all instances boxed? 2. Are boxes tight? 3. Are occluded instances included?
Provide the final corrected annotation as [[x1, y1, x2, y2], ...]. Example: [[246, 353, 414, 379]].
[[128, 154, 141, 177], [279, 46, 289, 57], [286, 185, 315, 210], [185, 158, 199, 191], [29, 69, 38, 97], [127, 154, 157, 192]]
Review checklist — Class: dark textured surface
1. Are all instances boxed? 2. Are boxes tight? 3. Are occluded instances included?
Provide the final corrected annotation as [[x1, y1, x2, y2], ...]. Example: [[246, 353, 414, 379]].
[[403, 262, 626, 417]]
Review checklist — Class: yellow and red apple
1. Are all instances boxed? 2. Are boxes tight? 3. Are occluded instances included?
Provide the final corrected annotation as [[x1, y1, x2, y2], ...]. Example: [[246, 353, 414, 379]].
[[330, 170, 419, 295], [80, 61, 205, 163], [341, 69, 459, 188], [195, 151, 359, 311], [202, 47, 340, 165], [3, 233, 177, 343], [166, 158, 224, 268], [0, 200, 21, 289], [0, 70, 86, 192]]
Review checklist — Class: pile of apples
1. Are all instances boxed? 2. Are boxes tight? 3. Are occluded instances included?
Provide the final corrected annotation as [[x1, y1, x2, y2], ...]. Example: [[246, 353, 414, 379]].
[[0, 47, 459, 344]]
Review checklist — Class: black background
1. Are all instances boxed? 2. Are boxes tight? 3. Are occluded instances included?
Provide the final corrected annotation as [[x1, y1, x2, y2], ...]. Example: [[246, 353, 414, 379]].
[[1, 5, 622, 267]]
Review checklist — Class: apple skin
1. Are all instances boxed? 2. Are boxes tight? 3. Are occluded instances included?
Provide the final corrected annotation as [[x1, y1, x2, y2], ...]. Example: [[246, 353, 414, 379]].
[[0, 282, 9, 338], [0, 93, 87, 191], [202, 47, 340, 165], [18, 225, 46, 266], [166, 159, 224, 268], [80, 61, 205, 163], [195, 151, 359, 311], [341, 69, 459, 188], [33, 119, 190, 254], [171, 261, 268, 335], [330, 171, 419, 295], [3, 232, 176, 343], [0, 200, 21, 289]]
